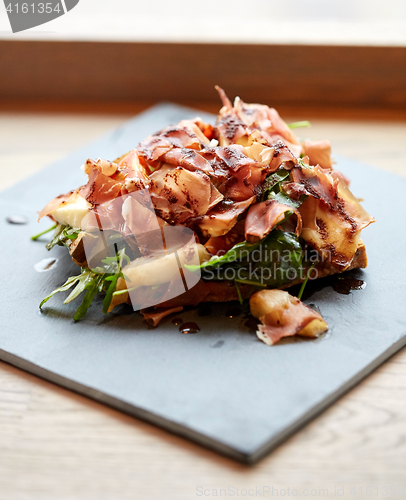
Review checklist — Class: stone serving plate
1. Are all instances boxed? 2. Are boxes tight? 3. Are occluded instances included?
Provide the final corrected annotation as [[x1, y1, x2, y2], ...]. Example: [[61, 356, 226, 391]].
[[0, 104, 405, 464]]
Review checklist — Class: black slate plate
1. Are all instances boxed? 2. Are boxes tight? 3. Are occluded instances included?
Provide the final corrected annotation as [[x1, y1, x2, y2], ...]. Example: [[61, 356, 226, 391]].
[[0, 104, 405, 464]]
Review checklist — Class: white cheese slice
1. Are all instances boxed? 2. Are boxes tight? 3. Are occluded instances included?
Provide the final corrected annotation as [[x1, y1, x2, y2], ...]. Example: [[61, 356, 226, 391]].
[[49, 193, 92, 230]]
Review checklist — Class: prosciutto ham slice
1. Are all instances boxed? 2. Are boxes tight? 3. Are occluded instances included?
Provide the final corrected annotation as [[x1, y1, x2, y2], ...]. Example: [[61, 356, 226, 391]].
[[79, 166, 123, 206], [245, 199, 302, 242], [250, 289, 328, 345], [301, 140, 333, 170], [137, 122, 207, 166], [160, 148, 214, 174], [81, 197, 124, 232], [290, 165, 375, 269], [148, 164, 212, 224], [199, 196, 256, 238], [215, 86, 302, 157], [117, 150, 149, 190]]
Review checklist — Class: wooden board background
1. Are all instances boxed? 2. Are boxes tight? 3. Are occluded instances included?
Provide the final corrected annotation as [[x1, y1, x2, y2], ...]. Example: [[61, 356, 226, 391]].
[[0, 41, 405, 114]]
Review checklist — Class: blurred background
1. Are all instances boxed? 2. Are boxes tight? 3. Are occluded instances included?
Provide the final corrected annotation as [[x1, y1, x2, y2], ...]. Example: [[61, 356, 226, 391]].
[[1, 0, 406, 44], [0, 0, 405, 191], [0, 0, 405, 110]]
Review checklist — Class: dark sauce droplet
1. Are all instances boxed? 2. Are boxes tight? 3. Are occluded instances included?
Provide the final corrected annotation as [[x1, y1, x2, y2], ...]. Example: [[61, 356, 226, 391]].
[[244, 315, 258, 332], [290, 271, 366, 300], [179, 322, 200, 334], [7, 215, 28, 225], [197, 304, 212, 317], [332, 276, 365, 295], [171, 317, 183, 326], [226, 307, 242, 318]]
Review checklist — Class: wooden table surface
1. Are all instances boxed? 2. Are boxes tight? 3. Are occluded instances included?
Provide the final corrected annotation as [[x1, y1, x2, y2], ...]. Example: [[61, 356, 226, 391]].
[[0, 108, 405, 500]]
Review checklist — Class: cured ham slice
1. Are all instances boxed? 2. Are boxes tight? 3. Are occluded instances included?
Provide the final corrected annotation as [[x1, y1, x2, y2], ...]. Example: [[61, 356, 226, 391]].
[[177, 119, 212, 145], [149, 165, 212, 224], [234, 96, 299, 146], [291, 165, 375, 269], [204, 228, 244, 256], [203, 146, 266, 201], [199, 196, 256, 238], [82, 197, 124, 232], [302, 140, 333, 170], [245, 199, 302, 242], [160, 148, 213, 174], [117, 150, 149, 188], [268, 140, 298, 171], [79, 165, 123, 206], [208, 183, 224, 211], [215, 87, 301, 156], [137, 122, 207, 165], [250, 289, 328, 345]]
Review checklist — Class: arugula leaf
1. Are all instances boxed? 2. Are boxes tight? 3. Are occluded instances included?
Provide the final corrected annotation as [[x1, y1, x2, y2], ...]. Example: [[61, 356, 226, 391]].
[[297, 262, 316, 300], [31, 224, 57, 241], [263, 169, 290, 198], [101, 248, 129, 313], [64, 269, 98, 303], [39, 248, 129, 321], [297, 158, 313, 170], [73, 274, 104, 321], [40, 274, 85, 309], [288, 120, 311, 129], [190, 231, 304, 290], [46, 225, 81, 251], [267, 190, 300, 210], [103, 274, 120, 314], [234, 280, 243, 305], [211, 231, 303, 289], [263, 165, 307, 209], [186, 239, 262, 272]]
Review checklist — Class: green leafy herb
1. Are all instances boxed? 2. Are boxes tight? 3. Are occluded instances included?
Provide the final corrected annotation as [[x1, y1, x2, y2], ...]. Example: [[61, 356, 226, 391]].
[[263, 165, 308, 210], [262, 167, 301, 209], [268, 190, 300, 210], [297, 158, 313, 170], [297, 262, 316, 300], [39, 273, 89, 309], [186, 239, 263, 272], [103, 274, 120, 314], [39, 248, 129, 321], [288, 120, 311, 129], [189, 231, 304, 290], [31, 224, 57, 241], [45, 224, 81, 251], [263, 168, 290, 199], [234, 280, 243, 305], [101, 249, 129, 313], [74, 274, 104, 321], [64, 269, 99, 304], [225, 231, 303, 288]]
